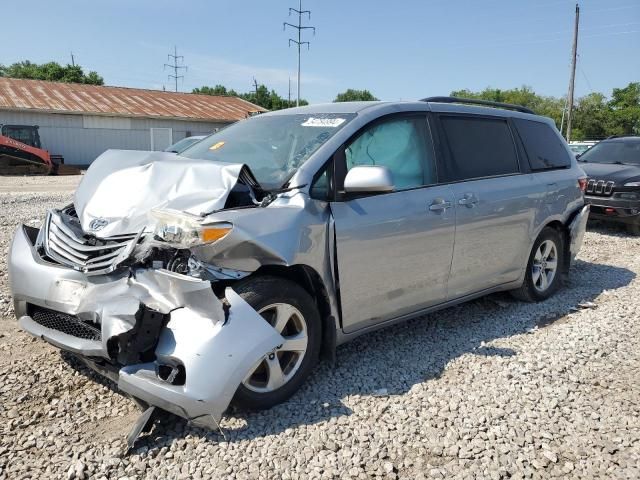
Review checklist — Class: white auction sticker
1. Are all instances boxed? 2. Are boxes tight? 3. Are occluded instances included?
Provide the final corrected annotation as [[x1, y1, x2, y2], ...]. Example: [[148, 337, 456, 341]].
[[302, 117, 346, 128]]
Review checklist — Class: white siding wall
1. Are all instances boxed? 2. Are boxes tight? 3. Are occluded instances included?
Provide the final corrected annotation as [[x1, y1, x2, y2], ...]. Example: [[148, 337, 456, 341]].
[[0, 110, 227, 165]]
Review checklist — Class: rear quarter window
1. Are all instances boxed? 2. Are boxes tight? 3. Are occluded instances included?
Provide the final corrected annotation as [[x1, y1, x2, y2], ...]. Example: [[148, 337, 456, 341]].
[[513, 119, 571, 170], [440, 116, 520, 181]]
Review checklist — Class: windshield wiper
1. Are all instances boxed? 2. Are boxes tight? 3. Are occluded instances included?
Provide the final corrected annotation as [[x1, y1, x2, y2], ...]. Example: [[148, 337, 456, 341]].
[[259, 184, 308, 207], [263, 183, 308, 195]]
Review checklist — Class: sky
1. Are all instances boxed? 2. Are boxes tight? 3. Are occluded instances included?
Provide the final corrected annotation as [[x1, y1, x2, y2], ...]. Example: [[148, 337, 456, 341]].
[[1, 0, 638, 104]]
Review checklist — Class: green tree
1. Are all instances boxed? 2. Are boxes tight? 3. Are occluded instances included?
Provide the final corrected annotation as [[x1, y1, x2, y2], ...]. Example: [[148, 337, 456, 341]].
[[608, 82, 640, 135], [334, 89, 378, 102], [192, 83, 307, 110], [450, 86, 568, 135], [0, 61, 104, 85], [572, 93, 611, 140], [450, 84, 640, 140], [192, 84, 239, 96], [450, 86, 564, 127]]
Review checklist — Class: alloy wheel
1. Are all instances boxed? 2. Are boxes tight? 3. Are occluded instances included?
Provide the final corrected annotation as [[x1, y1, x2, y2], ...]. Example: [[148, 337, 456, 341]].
[[532, 239, 558, 292], [242, 303, 308, 393]]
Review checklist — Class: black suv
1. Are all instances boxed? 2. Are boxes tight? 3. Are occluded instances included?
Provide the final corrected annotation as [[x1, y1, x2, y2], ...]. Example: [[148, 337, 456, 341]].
[[579, 135, 640, 234]]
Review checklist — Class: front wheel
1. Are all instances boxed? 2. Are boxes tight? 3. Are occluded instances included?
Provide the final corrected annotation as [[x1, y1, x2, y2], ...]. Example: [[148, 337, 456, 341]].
[[511, 227, 564, 302], [232, 276, 321, 410]]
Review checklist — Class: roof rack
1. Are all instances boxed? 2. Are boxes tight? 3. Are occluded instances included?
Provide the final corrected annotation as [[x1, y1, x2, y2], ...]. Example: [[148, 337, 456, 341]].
[[420, 96, 535, 115]]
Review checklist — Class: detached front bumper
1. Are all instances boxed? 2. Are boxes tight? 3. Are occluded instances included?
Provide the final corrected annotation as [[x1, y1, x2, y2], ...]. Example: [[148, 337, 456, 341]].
[[568, 205, 590, 262], [585, 194, 640, 225], [8, 225, 282, 429]]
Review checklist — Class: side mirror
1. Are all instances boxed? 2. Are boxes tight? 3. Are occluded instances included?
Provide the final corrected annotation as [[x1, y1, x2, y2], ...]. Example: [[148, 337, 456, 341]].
[[343, 165, 394, 194]]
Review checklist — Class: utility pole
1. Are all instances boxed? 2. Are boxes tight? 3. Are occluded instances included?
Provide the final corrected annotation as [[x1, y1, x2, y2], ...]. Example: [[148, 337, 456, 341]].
[[164, 46, 187, 93], [565, 3, 580, 142], [252, 77, 259, 97], [70, 52, 75, 67], [288, 77, 292, 108], [284, 0, 315, 106]]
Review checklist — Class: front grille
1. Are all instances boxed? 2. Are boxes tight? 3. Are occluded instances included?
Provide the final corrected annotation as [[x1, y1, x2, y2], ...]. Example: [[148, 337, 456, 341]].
[[42, 207, 138, 275], [586, 179, 615, 196], [31, 307, 101, 341]]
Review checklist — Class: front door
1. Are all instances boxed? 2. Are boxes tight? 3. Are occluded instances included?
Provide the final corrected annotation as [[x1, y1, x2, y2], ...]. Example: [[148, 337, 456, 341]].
[[330, 114, 455, 333]]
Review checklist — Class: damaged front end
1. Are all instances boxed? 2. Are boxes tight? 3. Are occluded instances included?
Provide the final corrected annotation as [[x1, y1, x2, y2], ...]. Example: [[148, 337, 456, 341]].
[[8, 150, 290, 434], [10, 223, 283, 430]]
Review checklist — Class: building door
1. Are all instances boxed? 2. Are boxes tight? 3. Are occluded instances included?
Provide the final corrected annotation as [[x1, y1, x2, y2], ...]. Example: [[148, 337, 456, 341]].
[[150, 128, 172, 151]]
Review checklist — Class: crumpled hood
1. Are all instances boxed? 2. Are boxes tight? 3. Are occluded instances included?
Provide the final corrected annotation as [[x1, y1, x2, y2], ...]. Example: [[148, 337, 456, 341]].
[[74, 149, 248, 238]]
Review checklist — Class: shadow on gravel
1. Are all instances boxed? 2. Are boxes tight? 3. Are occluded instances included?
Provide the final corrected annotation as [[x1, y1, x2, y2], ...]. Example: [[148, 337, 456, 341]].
[[587, 219, 636, 237], [60, 352, 125, 397], [61, 259, 635, 453]]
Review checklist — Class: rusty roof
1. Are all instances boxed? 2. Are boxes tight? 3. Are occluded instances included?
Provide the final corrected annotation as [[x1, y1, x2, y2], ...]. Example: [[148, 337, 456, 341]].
[[0, 77, 266, 122]]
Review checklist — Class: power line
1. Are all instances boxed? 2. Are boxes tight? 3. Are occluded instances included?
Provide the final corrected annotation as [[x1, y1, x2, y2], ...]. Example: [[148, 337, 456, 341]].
[[582, 29, 640, 40], [589, 4, 640, 14], [164, 46, 187, 93], [284, 0, 316, 106], [578, 60, 594, 93], [442, 21, 640, 52]]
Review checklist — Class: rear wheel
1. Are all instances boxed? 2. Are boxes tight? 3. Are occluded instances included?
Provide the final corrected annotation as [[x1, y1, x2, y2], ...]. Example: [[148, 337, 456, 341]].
[[511, 227, 564, 302], [232, 276, 321, 410]]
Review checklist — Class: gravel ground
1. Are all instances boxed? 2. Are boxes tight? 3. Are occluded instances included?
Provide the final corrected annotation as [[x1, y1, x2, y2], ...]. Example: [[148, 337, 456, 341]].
[[1, 180, 639, 479]]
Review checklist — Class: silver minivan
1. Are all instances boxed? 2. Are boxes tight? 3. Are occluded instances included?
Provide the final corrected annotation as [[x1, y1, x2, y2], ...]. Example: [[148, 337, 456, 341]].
[[9, 97, 589, 435]]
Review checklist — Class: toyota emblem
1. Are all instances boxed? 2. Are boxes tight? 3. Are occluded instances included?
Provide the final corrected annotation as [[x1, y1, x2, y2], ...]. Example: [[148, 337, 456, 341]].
[[89, 218, 109, 231]]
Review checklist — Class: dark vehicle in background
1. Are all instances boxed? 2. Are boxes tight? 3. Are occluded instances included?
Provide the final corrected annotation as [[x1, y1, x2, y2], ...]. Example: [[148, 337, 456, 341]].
[[164, 135, 206, 154], [579, 135, 640, 235]]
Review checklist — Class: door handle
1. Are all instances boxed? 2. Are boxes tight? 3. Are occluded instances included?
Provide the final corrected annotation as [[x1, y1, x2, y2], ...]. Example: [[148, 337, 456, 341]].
[[458, 193, 478, 207], [429, 198, 452, 212]]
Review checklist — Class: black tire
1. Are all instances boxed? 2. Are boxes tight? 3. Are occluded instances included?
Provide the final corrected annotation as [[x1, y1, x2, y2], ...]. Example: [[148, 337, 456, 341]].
[[627, 221, 640, 236], [511, 227, 565, 302], [232, 275, 321, 410]]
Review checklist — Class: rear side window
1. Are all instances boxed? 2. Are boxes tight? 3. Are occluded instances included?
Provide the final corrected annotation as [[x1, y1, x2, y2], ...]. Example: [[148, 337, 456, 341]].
[[440, 116, 519, 181], [513, 119, 571, 170]]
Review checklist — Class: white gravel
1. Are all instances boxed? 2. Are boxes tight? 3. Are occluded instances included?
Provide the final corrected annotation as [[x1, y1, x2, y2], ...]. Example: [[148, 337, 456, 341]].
[[1, 179, 639, 479]]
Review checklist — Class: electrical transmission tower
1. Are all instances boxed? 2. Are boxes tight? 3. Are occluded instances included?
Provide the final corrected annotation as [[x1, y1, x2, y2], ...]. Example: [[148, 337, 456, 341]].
[[284, 0, 315, 106], [164, 46, 187, 92]]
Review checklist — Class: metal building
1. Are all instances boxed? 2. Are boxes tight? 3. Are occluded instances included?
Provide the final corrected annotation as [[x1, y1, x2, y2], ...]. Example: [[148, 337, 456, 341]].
[[0, 78, 265, 165]]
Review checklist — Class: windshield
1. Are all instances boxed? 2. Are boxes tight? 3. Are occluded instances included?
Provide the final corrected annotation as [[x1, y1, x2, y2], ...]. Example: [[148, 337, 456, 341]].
[[180, 113, 356, 189], [579, 139, 640, 165], [165, 137, 203, 153]]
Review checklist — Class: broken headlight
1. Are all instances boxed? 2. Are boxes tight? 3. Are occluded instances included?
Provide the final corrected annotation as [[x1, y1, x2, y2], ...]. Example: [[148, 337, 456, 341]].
[[150, 209, 232, 248]]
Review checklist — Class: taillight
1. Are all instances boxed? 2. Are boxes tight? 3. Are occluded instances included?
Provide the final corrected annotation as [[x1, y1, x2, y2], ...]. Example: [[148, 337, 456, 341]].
[[578, 177, 587, 192]]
